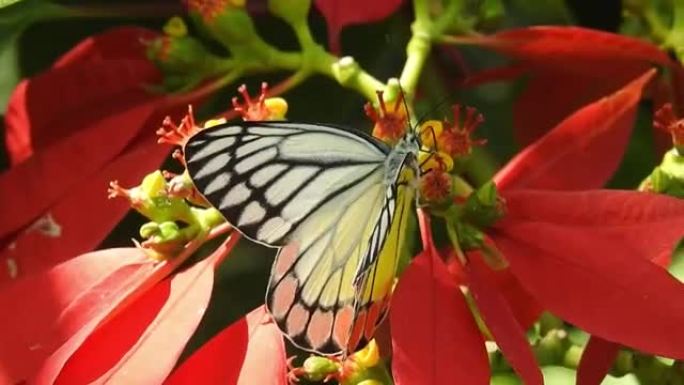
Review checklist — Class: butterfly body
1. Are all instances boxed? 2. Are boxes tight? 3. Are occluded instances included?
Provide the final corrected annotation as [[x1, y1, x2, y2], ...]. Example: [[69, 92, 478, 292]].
[[184, 121, 418, 355]]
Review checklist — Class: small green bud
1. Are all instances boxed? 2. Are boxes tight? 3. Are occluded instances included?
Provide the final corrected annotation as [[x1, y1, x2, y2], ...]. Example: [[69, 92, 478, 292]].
[[534, 329, 567, 366], [140, 222, 160, 239], [332, 57, 360, 85], [187, 3, 259, 52], [140, 170, 167, 198], [302, 356, 339, 382], [648, 149, 684, 198], [158, 221, 181, 241], [146, 33, 227, 92], [462, 181, 505, 228]]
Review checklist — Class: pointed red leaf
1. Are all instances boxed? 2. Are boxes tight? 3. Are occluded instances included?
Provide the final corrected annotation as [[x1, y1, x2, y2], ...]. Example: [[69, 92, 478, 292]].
[[0, 138, 169, 284], [5, 28, 159, 165], [46, 246, 222, 385], [498, 189, 684, 262], [0, 248, 152, 384], [472, 26, 672, 74], [53, 27, 158, 68], [492, 220, 684, 359], [166, 311, 248, 385], [496, 69, 654, 191], [0, 101, 159, 240], [577, 337, 620, 385], [391, 250, 490, 385], [462, 26, 673, 145], [465, 254, 542, 385], [167, 306, 287, 385], [314, 0, 403, 53]]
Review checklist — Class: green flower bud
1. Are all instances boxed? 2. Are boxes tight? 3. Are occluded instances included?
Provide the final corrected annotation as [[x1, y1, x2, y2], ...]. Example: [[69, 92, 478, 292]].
[[158, 221, 181, 241], [332, 57, 360, 86], [462, 181, 505, 228], [146, 25, 228, 92], [648, 149, 684, 198], [302, 356, 339, 382], [140, 170, 167, 198], [140, 222, 160, 239]]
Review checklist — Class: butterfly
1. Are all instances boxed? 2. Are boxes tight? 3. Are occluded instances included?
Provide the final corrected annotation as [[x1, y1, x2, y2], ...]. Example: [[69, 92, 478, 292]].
[[184, 121, 420, 355]]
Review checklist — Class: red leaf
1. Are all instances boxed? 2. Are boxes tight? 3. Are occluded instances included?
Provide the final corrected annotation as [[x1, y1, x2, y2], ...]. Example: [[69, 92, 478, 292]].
[[391, 250, 490, 385], [5, 60, 159, 165], [0, 248, 152, 384], [314, 0, 403, 53], [5, 29, 160, 166], [492, 220, 684, 359], [495, 69, 655, 191], [474, 26, 672, 74], [0, 137, 169, 284], [463, 26, 673, 145], [576, 337, 620, 385], [465, 254, 542, 385], [498, 189, 684, 262], [53, 27, 158, 68], [0, 101, 159, 240], [46, 248, 221, 385], [168, 306, 287, 385]]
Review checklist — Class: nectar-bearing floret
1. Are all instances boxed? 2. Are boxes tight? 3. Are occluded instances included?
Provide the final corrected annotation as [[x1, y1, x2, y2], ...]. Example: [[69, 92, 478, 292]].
[[420, 105, 486, 159], [232, 82, 288, 121], [654, 103, 684, 155], [365, 90, 409, 145]]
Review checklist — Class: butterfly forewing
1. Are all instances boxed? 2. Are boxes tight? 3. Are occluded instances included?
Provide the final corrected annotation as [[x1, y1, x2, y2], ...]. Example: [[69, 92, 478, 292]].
[[185, 122, 389, 246]]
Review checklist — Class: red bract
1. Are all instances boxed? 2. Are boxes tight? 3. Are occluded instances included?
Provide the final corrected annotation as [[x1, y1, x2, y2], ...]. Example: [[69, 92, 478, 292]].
[[465, 254, 542, 385], [166, 306, 287, 385], [495, 69, 654, 191], [491, 190, 684, 359], [391, 215, 489, 385], [0, 28, 196, 284], [576, 337, 621, 385], [314, 0, 403, 53], [33, 234, 240, 384], [0, 248, 154, 384], [462, 26, 676, 144]]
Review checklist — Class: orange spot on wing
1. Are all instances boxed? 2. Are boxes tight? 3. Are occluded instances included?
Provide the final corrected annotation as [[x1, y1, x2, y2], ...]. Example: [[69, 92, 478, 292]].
[[333, 306, 354, 349], [273, 243, 299, 281], [270, 275, 298, 319], [307, 310, 334, 350], [287, 303, 309, 336]]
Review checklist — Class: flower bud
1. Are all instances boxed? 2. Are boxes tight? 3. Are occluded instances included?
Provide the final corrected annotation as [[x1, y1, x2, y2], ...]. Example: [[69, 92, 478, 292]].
[[462, 181, 505, 228], [364, 89, 408, 144], [232, 83, 289, 121], [146, 18, 226, 91], [186, 0, 259, 50], [301, 356, 339, 381]]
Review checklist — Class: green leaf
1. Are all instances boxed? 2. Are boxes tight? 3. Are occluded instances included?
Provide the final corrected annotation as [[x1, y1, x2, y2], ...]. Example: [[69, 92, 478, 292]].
[[668, 239, 684, 281], [491, 367, 640, 385], [0, 0, 70, 111], [0, 0, 23, 9]]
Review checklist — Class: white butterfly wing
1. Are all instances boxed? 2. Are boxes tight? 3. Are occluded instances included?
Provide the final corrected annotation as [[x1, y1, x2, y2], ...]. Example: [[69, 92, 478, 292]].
[[185, 122, 390, 246], [185, 121, 413, 354]]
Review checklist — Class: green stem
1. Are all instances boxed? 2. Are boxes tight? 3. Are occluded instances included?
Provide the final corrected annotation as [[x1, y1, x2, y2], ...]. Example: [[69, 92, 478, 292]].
[[446, 220, 467, 265], [399, 0, 433, 98], [667, 0, 684, 61]]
